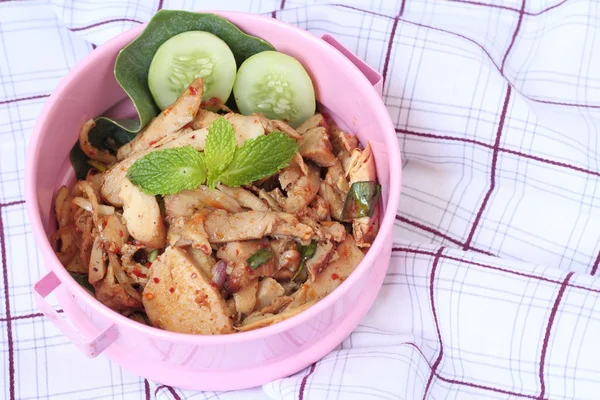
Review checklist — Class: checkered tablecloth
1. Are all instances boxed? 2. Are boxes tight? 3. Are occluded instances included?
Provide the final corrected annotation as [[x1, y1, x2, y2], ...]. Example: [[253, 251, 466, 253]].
[[2, 0, 600, 399]]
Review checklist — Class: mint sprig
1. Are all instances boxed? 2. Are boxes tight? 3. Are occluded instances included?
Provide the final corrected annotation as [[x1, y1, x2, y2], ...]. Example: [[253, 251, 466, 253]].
[[219, 132, 298, 187], [126, 117, 298, 195], [126, 146, 207, 195], [204, 117, 236, 189]]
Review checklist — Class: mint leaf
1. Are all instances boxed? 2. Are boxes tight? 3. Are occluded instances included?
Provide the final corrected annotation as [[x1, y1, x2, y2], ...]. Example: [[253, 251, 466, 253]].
[[204, 116, 236, 189], [218, 132, 298, 187], [126, 146, 207, 195]]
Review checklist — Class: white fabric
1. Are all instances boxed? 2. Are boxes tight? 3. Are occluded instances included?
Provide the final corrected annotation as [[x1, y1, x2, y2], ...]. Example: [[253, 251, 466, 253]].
[[1, 0, 600, 399]]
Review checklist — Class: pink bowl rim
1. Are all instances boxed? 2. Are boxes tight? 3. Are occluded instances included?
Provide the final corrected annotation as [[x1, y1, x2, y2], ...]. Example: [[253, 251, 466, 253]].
[[25, 10, 402, 345]]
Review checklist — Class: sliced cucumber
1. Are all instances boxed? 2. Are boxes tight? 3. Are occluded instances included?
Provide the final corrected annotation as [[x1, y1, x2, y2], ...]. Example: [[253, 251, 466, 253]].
[[233, 51, 315, 128], [148, 31, 237, 110]]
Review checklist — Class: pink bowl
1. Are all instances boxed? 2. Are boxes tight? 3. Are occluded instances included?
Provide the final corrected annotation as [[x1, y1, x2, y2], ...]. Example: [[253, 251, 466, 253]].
[[25, 11, 401, 391]]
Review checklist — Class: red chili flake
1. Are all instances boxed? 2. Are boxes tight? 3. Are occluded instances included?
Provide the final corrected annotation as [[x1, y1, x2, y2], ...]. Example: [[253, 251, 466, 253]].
[[195, 293, 210, 308], [145, 262, 152, 268], [153, 277, 160, 284], [148, 140, 158, 146], [191, 135, 196, 139], [88, 150, 96, 156], [119, 230, 123, 237], [209, 281, 218, 289], [144, 293, 155, 300], [132, 267, 146, 278], [191, 273, 197, 279], [169, 287, 175, 293], [189, 86, 197, 96], [331, 273, 339, 280]]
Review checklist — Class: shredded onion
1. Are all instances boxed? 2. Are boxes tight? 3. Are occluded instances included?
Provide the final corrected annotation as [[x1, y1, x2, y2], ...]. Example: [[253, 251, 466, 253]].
[[72, 197, 92, 212], [108, 253, 141, 301]]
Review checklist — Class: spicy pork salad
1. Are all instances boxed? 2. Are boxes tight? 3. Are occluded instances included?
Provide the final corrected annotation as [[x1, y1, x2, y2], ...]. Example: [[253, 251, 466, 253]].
[[52, 11, 381, 334]]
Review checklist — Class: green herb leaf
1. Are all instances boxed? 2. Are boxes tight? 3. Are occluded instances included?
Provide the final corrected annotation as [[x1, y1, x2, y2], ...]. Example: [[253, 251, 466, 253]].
[[219, 132, 298, 187], [69, 272, 95, 294], [341, 181, 382, 221], [147, 249, 159, 263], [126, 146, 207, 195], [292, 240, 317, 282], [246, 248, 274, 270], [204, 117, 237, 189], [298, 240, 317, 260]]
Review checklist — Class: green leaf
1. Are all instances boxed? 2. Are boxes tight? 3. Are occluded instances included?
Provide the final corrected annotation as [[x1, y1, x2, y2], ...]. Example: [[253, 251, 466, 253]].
[[69, 272, 95, 294], [126, 146, 207, 195], [246, 248, 274, 270], [218, 132, 298, 187], [341, 181, 382, 221], [73, 10, 274, 177], [298, 240, 317, 260], [204, 117, 237, 189]]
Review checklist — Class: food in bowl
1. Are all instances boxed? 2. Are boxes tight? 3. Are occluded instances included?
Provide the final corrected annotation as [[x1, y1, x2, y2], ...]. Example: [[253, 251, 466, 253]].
[[51, 10, 381, 335]]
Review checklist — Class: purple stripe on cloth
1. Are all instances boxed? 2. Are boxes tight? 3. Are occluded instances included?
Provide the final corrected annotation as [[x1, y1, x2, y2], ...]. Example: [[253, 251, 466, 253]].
[[591, 251, 600, 276], [167, 386, 181, 400], [0, 94, 49, 106], [271, 0, 286, 19], [0, 209, 15, 400], [422, 247, 445, 399], [144, 379, 150, 400], [525, 0, 569, 16], [397, 128, 600, 179], [463, 85, 512, 250], [396, 215, 495, 256], [0, 200, 25, 208], [157, 0, 163, 11], [381, 1, 406, 85], [70, 18, 143, 32], [0, 309, 63, 322], [448, 0, 569, 17], [500, 147, 600, 178], [396, 215, 465, 248], [538, 272, 573, 398], [396, 128, 493, 148], [500, 0, 526, 72], [298, 362, 316, 400], [404, 342, 541, 399], [528, 98, 600, 110], [393, 247, 600, 294]]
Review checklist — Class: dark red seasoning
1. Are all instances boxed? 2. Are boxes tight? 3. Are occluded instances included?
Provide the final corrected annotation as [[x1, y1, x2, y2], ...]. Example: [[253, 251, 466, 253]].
[[148, 140, 158, 147], [119, 230, 123, 237], [153, 277, 160, 284], [189, 86, 197, 96], [145, 262, 152, 268], [169, 287, 175, 294], [331, 273, 340, 280], [201, 97, 220, 108]]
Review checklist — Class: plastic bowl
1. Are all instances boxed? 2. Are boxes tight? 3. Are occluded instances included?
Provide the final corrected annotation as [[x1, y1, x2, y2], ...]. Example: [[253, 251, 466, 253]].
[[25, 11, 401, 391]]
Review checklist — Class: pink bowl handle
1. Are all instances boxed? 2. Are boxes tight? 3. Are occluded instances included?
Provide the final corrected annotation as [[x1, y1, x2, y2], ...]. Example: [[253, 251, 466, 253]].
[[320, 33, 383, 97], [33, 271, 118, 358]]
